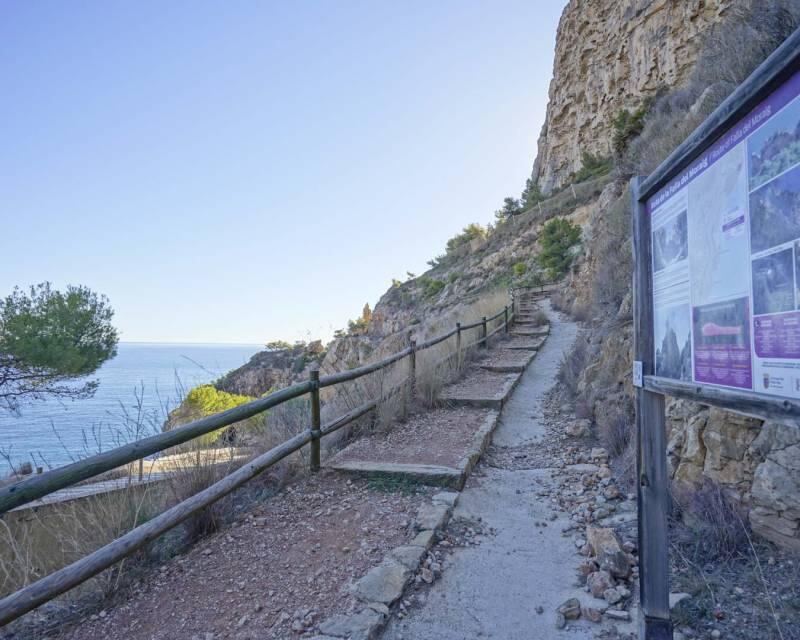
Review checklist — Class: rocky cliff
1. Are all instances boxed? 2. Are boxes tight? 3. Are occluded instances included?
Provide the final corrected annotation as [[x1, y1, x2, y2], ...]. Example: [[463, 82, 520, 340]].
[[533, 0, 740, 193], [544, 0, 800, 550]]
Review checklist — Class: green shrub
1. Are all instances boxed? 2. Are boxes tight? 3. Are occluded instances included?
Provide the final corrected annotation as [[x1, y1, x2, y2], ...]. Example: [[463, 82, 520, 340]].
[[418, 277, 445, 298], [520, 177, 544, 209], [184, 385, 254, 445], [445, 223, 488, 254], [291, 355, 307, 374], [612, 98, 652, 155], [494, 197, 522, 223], [265, 340, 292, 351], [347, 317, 368, 334], [573, 152, 613, 183], [343, 303, 372, 336], [448, 272, 460, 284], [186, 385, 252, 415], [537, 218, 581, 279], [427, 254, 447, 268], [512, 262, 527, 278]]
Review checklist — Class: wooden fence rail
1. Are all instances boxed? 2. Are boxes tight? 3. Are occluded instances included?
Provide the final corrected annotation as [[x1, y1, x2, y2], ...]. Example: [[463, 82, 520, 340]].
[[0, 291, 538, 626]]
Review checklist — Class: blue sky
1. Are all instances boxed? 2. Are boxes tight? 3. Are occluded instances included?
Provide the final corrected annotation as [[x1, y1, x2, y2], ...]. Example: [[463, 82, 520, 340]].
[[1, 1, 565, 344]]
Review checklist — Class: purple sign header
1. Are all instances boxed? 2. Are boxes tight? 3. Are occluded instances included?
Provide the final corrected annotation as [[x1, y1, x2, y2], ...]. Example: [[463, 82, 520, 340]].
[[647, 69, 800, 214]]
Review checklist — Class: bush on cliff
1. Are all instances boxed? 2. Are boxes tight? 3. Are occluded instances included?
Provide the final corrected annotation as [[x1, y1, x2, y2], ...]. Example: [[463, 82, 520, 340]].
[[445, 223, 488, 254], [182, 385, 254, 445], [611, 98, 652, 155], [573, 152, 613, 183], [537, 218, 581, 279]]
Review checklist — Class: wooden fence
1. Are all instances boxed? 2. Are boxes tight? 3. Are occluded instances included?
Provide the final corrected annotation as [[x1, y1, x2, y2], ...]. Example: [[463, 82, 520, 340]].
[[0, 295, 531, 627]]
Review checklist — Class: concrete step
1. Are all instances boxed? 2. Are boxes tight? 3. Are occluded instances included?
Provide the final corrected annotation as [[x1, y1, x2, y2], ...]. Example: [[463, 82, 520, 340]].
[[505, 336, 546, 351], [437, 369, 522, 409], [510, 326, 550, 338], [325, 409, 500, 489], [326, 460, 464, 488], [476, 348, 536, 373]]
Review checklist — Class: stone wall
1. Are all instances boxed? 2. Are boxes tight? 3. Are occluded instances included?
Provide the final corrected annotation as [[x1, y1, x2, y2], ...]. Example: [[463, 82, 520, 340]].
[[666, 400, 800, 550], [533, 0, 741, 193]]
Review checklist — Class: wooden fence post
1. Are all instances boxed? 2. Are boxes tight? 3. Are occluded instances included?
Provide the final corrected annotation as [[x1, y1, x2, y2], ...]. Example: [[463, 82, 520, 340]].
[[408, 331, 416, 407], [310, 368, 321, 472], [504, 306, 509, 334], [482, 316, 488, 349], [138, 459, 144, 482], [456, 322, 462, 369], [631, 176, 672, 639], [511, 289, 516, 322]]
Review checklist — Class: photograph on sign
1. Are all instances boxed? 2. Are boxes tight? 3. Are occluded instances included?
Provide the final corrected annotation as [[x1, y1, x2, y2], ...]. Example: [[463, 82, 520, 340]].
[[646, 70, 800, 399]]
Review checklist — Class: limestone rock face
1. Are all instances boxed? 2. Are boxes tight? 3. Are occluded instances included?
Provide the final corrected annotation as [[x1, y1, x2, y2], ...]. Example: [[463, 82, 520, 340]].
[[533, 0, 740, 193], [749, 422, 800, 550], [665, 402, 800, 549]]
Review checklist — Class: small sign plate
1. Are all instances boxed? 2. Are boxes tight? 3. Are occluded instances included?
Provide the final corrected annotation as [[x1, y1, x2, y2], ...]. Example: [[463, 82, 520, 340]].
[[633, 361, 643, 388]]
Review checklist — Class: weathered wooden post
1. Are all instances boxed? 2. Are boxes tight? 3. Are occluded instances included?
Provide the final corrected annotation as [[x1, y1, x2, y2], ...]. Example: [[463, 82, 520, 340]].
[[511, 289, 516, 323], [138, 459, 144, 482], [481, 316, 488, 349], [456, 322, 462, 369], [631, 176, 671, 639], [504, 305, 509, 334], [309, 368, 321, 472], [408, 331, 416, 408]]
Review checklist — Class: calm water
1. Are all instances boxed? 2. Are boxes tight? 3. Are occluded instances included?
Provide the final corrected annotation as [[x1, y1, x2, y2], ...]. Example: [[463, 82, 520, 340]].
[[0, 342, 260, 475]]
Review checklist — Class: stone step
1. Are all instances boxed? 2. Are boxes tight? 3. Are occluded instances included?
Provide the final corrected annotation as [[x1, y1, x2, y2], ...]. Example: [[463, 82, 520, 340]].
[[505, 336, 546, 351], [511, 326, 550, 338], [437, 369, 522, 409], [325, 409, 499, 489], [477, 348, 536, 373], [326, 461, 464, 488]]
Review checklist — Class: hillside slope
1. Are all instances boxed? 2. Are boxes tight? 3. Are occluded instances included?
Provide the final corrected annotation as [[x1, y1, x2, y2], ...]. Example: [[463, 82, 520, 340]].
[[192, 0, 800, 551], [547, 0, 800, 552]]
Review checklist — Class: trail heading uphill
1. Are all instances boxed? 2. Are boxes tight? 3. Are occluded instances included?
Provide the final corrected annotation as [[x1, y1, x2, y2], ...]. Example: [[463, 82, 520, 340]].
[[381, 300, 639, 640], [48, 295, 640, 640]]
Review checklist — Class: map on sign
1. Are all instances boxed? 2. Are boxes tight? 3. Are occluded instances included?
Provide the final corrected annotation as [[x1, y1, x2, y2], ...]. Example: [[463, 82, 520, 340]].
[[647, 70, 800, 399]]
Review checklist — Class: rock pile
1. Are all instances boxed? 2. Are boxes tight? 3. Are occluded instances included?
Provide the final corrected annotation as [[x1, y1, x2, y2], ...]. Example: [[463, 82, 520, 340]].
[[534, 389, 641, 631]]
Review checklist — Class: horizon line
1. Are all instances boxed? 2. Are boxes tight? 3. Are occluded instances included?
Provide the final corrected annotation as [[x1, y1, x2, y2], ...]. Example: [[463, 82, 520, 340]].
[[119, 340, 265, 347]]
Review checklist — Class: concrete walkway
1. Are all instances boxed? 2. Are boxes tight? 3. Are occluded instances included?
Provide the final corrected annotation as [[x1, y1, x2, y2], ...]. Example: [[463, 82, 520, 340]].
[[382, 300, 600, 640]]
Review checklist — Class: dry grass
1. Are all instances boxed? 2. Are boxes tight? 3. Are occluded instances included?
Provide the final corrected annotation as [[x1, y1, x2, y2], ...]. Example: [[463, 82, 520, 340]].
[[528, 309, 549, 325], [671, 479, 752, 565], [557, 335, 589, 398], [0, 475, 163, 601], [162, 445, 245, 542]]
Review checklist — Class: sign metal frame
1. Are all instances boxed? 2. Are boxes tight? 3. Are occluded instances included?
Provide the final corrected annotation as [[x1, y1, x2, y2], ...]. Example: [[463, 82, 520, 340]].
[[631, 28, 800, 640]]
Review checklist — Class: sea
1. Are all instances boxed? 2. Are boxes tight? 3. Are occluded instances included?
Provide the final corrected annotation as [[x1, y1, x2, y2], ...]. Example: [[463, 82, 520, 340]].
[[0, 342, 261, 476]]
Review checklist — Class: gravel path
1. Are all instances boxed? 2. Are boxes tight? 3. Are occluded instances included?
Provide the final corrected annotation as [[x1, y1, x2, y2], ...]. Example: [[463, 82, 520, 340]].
[[382, 300, 617, 640]]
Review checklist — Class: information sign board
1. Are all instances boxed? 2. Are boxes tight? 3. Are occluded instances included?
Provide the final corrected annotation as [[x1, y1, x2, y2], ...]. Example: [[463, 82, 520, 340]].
[[647, 71, 800, 399]]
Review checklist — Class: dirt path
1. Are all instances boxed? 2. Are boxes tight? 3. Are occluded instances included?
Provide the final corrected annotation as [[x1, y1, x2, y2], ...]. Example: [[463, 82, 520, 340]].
[[50, 472, 433, 640], [382, 300, 631, 640]]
